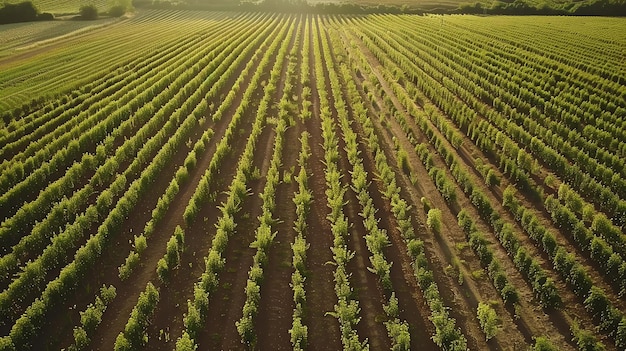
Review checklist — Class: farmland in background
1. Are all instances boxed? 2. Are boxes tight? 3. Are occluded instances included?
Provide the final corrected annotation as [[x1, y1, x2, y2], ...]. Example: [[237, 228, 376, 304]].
[[3, 0, 110, 14], [0, 9, 625, 351]]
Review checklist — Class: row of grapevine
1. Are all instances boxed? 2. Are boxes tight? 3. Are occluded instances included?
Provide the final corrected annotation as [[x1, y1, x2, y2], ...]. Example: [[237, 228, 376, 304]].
[[175, 15, 293, 350], [117, 129, 211, 280], [322, 23, 411, 349], [182, 14, 285, 225], [330, 25, 469, 350], [345, 14, 626, 348], [289, 132, 312, 350], [0, 13, 273, 346], [289, 17, 312, 350], [236, 15, 299, 347], [114, 13, 280, 281], [113, 283, 160, 351], [67, 285, 117, 351], [311, 17, 368, 350]]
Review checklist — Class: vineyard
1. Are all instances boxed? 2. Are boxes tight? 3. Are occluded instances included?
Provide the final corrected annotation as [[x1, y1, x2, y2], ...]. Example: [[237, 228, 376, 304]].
[[1, 10, 626, 351], [3, 0, 110, 14]]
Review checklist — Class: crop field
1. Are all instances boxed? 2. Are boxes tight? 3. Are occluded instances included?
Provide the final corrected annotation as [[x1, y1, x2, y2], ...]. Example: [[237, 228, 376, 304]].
[[1, 10, 626, 351], [0, 17, 124, 59], [3, 0, 110, 14]]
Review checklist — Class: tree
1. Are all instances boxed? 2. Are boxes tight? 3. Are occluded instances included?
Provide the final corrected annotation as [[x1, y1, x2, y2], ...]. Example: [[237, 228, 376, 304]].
[[79, 4, 98, 20], [109, 0, 131, 16], [108, 5, 126, 16], [477, 302, 499, 340], [0, 1, 48, 24]]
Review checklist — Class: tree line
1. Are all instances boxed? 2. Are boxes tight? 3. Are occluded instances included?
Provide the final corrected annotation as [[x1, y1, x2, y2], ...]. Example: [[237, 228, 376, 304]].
[[133, 0, 626, 16], [458, 0, 626, 15], [0, 2, 52, 24]]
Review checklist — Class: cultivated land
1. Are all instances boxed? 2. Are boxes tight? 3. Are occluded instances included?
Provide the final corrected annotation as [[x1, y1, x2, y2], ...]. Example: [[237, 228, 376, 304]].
[[0, 10, 625, 351], [3, 0, 110, 14]]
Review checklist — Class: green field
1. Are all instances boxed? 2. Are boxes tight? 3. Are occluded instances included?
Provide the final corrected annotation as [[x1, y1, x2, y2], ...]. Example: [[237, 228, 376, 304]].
[[0, 17, 123, 58], [4, 0, 110, 14], [1, 9, 625, 351]]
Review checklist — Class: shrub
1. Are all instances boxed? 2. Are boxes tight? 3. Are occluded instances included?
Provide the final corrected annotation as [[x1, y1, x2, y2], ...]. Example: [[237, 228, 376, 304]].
[[156, 258, 169, 283], [289, 317, 308, 350], [38, 12, 54, 21], [72, 327, 89, 350], [134, 235, 147, 254], [485, 169, 500, 187]]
